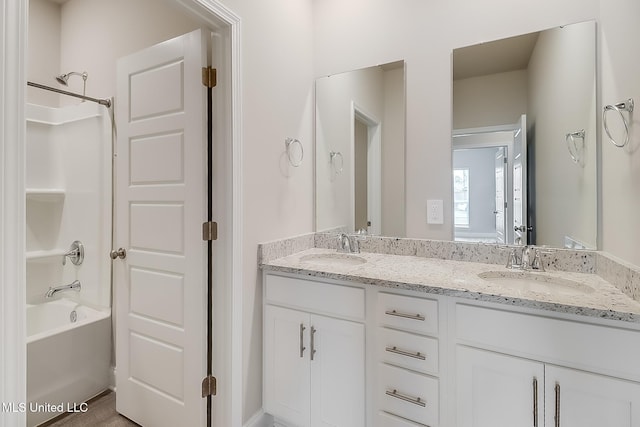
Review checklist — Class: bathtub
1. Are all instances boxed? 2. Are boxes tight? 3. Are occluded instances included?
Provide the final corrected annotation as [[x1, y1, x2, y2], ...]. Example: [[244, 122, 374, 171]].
[[26, 298, 111, 427]]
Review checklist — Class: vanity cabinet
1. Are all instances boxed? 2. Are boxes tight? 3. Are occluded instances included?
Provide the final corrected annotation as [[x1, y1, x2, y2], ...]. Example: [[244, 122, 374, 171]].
[[376, 292, 440, 427], [455, 303, 640, 427], [263, 273, 365, 427]]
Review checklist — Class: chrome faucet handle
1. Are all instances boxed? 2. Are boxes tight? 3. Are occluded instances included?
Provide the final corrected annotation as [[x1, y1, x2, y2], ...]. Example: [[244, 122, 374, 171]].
[[506, 248, 520, 269], [336, 233, 350, 253], [530, 247, 553, 271], [521, 246, 532, 270], [349, 235, 361, 254], [62, 240, 84, 266]]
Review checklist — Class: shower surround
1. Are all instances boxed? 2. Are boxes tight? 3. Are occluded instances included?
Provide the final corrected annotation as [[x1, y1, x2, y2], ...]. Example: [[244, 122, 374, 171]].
[[25, 101, 112, 426]]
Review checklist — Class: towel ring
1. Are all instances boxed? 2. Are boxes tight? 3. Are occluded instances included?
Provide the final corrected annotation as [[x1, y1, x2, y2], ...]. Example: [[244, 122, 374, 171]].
[[565, 129, 585, 164], [329, 151, 344, 174], [285, 137, 303, 167], [603, 98, 634, 148]]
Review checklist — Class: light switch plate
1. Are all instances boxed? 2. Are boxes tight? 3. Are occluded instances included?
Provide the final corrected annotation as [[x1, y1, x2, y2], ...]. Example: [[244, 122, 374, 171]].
[[427, 199, 444, 224]]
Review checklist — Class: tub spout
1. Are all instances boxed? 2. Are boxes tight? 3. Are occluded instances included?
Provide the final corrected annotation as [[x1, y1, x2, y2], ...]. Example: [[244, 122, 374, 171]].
[[45, 280, 81, 298]]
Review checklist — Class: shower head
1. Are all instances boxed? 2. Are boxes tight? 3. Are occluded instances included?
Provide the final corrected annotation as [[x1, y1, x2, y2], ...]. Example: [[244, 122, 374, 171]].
[[55, 71, 88, 86], [55, 71, 88, 97]]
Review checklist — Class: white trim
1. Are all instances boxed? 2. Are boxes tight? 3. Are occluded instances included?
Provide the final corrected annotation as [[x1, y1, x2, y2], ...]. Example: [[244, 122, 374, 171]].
[[178, 2, 244, 426], [351, 102, 382, 235], [243, 409, 273, 427], [0, 0, 28, 426]]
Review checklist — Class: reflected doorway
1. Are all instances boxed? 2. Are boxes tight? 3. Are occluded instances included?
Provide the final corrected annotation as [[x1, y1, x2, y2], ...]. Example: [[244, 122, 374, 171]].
[[452, 115, 527, 245]]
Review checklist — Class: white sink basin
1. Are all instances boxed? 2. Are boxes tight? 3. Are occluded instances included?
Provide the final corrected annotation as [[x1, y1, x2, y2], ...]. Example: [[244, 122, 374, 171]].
[[299, 253, 367, 266], [478, 271, 594, 296]]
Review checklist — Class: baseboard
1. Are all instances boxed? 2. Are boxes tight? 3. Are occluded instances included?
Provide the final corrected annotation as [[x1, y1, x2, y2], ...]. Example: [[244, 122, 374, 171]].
[[244, 409, 274, 427]]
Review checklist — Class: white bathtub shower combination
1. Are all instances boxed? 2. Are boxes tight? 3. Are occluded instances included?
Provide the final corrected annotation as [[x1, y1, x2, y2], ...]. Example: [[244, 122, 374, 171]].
[[26, 299, 111, 427], [26, 102, 113, 426]]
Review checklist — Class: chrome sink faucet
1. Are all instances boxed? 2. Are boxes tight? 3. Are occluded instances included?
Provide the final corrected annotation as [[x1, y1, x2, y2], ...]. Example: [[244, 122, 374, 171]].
[[506, 245, 545, 271], [337, 233, 360, 253], [45, 280, 81, 298]]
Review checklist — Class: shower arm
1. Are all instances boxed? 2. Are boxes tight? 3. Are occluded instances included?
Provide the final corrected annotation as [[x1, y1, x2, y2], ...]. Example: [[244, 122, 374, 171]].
[[27, 81, 111, 108]]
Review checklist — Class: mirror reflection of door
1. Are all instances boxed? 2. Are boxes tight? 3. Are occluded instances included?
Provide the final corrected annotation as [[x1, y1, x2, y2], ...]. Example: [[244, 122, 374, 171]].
[[354, 118, 368, 232], [453, 146, 507, 243], [494, 147, 506, 244], [452, 116, 526, 245], [352, 104, 382, 235]]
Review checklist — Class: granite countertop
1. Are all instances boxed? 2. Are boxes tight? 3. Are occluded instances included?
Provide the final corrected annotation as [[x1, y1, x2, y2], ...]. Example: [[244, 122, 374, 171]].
[[261, 248, 640, 323]]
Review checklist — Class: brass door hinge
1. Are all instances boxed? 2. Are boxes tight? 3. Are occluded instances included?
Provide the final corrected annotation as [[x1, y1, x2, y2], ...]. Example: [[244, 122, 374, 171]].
[[202, 67, 217, 88], [202, 221, 218, 241], [202, 375, 217, 397]]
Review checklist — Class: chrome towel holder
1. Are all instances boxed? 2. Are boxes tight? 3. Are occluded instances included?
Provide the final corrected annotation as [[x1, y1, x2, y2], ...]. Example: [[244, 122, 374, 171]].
[[565, 129, 585, 165], [603, 98, 634, 148], [285, 137, 304, 167]]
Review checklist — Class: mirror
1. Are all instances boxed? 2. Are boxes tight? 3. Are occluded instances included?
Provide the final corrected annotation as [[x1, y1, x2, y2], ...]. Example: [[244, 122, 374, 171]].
[[452, 21, 597, 249], [315, 61, 405, 236]]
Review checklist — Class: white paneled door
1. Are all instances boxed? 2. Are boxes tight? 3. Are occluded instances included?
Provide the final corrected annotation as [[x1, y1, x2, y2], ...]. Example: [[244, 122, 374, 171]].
[[114, 29, 209, 427]]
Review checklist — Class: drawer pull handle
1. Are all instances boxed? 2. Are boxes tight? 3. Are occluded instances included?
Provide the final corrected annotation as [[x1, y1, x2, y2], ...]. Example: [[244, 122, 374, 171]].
[[310, 326, 317, 361], [386, 389, 426, 407], [299, 324, 306, 358], [385, 346, 426, 361], [533, 377, 538, 427], [555, 383, 560, 427], [385, 310, 425, 321]]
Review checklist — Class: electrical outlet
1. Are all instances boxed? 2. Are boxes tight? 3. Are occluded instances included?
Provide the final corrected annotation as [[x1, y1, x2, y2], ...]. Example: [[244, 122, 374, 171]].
[[427, 199, 444, 224]]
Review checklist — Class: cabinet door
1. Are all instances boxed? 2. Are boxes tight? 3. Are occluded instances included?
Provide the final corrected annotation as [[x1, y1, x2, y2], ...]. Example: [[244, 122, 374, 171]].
[[456, 346, 544, 427], [545, 365, 640, 427], [310, 314, 365, 427], [264, 305, 311, 427]]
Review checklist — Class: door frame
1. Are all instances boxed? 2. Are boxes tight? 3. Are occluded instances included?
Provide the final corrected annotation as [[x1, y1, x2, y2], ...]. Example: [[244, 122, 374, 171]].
[[350, 101, 382, 235], [0, 1, 243, 426]]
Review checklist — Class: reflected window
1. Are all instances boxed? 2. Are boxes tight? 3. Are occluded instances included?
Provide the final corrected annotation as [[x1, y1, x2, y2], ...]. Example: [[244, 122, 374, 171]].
[[453, 168, 469, 228]]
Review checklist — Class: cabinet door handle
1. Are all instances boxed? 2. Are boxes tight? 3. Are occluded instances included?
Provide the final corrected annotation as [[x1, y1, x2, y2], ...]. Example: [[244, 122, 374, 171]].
[[555, 382, 561, 427], [533, 377, 538, 427], [385, 310, 425, 321], [385, 346, 426, 361], [299, 324, 306, 358], [385, 389, 426, 407], [310, 326, 317, 361]]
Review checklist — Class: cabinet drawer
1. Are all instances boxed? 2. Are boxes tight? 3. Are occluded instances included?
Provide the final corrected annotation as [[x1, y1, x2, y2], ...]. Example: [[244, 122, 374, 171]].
[[378, 327, 439, 375], [379, 363, 439, 427], [265, 274, 365, 320], [456, 304, 640, 381], [378, 411, 425, 426], [378, 293, 438, 335]]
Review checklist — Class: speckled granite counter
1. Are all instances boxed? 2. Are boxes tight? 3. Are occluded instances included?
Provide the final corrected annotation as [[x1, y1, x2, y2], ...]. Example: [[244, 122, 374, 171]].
[[261, 247, 640, 324]]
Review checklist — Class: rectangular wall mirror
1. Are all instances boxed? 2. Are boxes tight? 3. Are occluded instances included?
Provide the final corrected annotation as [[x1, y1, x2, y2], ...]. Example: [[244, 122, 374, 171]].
[[452, 20, 597, 249], [315, 61, 406, 236]]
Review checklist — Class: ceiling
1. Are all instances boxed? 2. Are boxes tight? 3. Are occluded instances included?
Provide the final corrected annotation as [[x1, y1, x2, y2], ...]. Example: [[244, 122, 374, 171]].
[[453, 31, 540, 80]]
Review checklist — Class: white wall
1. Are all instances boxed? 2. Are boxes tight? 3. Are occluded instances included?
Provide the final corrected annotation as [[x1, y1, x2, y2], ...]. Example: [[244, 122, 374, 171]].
[[382, 67, 406, 236], [527, 22, 597, 248], [599, 0, 640, 265], [453, 70, 528, 129], [27, 0, 60, 107], [215, 0, 315, 421]]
